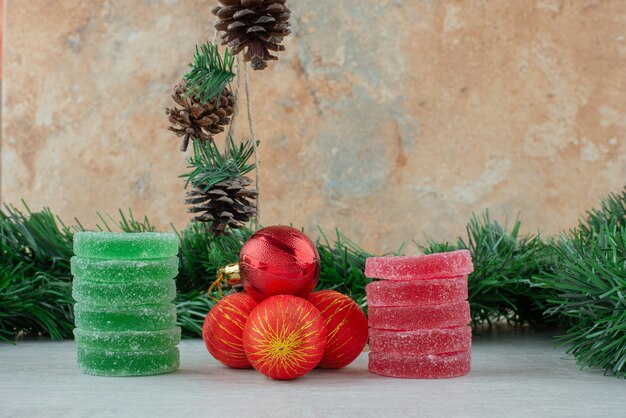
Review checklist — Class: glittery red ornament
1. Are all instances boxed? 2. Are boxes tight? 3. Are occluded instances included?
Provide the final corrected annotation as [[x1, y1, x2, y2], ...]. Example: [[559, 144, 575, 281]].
[[243, 295, 327, 380], [202, 292, 258, 368], [308, 290, 369, 369], [239, 226, 320, 301]]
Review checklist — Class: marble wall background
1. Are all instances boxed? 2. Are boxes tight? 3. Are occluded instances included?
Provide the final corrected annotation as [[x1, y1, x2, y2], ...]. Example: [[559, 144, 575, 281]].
[[2, 0, 625, 253]]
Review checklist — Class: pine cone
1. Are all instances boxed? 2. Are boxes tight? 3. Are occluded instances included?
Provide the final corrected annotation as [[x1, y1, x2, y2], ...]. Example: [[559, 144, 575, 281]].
[[212, 0, 291, 71], [166, 80, 235, 152], [186, 176, 258, 235]]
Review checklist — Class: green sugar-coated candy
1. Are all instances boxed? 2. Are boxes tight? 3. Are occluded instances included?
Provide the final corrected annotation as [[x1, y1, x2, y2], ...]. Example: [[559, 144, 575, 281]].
[[77, 345, 180, 376], [72, 277, 177, 305], [73, 327, 181, 351], [73, 232, 179, 260], [71, 256, 179, 282], [74, 303, 177, 331]]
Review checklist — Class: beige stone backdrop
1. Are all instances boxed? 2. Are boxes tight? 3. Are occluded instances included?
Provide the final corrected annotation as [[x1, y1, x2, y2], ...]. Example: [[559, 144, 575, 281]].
[[2, 0, 625, 253]]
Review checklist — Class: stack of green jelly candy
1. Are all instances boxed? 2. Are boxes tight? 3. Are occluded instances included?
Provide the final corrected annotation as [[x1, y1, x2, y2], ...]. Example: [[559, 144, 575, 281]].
[[72, 232, 181, 376]]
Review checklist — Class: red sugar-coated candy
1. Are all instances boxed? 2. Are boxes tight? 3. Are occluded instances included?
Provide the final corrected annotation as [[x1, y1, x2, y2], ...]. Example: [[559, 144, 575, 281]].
[[368, 350, 471, 379], [366, 276, 468, 307], [365, 250, 474, 281], [368, 301, 470, 330], [369, 326, 472, 355]]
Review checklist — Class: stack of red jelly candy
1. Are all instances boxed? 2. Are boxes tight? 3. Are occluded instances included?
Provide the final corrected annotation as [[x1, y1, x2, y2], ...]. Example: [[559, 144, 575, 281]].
[[364, 250, 474, 379]]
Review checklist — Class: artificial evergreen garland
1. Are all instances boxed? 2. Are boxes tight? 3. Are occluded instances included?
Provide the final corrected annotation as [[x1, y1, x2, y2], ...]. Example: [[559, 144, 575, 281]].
[[538, 224, 626, 377], [2, 186, 625, 378], [421, 212, 556, 327], [533, 188, 626, 377], [577, 188, 626, 236], [0, 204, 75, 341]]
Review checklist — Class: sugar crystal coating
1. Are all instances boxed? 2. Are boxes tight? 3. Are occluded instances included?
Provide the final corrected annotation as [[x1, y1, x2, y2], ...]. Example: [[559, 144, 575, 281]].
[[74, 327, 181, 351], [369, 326, 471, 354], [73, 232, 179, 260], [74, 303, 177, 332], [366, 276, 468, 307], [365, 250, 474, 280], [72, 232, 181, 377], [72, 277, 177, 305], [71, 256, 179, 282], [368, 350, 471, 379], [368, 301, 470, 330], [77, 346, 180, 376]]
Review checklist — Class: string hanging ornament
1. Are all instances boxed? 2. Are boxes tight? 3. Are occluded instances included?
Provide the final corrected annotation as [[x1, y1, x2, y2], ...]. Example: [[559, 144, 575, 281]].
[[187, 53, 262, 236], [208, 4, 264, 232], [182, 45, 262, 236], [166, 1, 291, 235], [165, 50, 260, 235]]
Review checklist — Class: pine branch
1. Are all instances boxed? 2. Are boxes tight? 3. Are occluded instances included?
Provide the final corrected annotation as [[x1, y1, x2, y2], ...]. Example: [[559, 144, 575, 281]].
[[421, 211, 556, 327], [578, 186, 626, 237], [315, 228, 377, 312], [0, 203, 75, 341], [1, 202, 75, 268], [182, 136, 256, 192], [174, 290, 216, 338], [95, 208, 157, 233], [184, 42, 235, 104], [537, 223, 626, 377], [0, 265, 74, 341], [176, 222, 252, 293]]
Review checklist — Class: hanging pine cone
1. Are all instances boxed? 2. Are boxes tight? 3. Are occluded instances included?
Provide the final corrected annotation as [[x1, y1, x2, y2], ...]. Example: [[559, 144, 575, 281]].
[[212, 0, 291, 71], [166, 80, 235, 152], [185, 176, 258, 235]]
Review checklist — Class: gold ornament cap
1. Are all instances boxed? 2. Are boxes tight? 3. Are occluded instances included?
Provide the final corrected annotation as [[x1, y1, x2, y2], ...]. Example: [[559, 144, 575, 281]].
[[218, 263, 241, 283], [209, 263, 242, 300]]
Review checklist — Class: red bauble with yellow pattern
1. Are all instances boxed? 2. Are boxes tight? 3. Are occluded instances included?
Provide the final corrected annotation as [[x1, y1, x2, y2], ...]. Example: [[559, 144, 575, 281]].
[[308, 290, 369, 369], [243, 295, 327, 380], [202, 292, 258, 368]]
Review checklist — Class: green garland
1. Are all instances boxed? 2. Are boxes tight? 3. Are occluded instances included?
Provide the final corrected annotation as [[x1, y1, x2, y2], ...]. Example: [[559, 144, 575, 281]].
[[537, 224, 626, 377], [1, 187, 625, 377], [0, 204, 75, 341], [535, 187, 626, 377], [422, 212, 556, 327]]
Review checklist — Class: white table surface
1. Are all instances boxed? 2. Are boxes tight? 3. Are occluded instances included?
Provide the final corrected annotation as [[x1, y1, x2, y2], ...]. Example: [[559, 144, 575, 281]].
[[1, 331, 624, 418]]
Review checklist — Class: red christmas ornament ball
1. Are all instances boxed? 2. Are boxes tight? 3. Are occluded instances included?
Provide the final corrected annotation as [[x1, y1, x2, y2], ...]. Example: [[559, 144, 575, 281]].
[[202, 292, 258, 368], [243, 295, 327, 380], [308, 290, 369, 369], [239, 225, 320, 301]]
